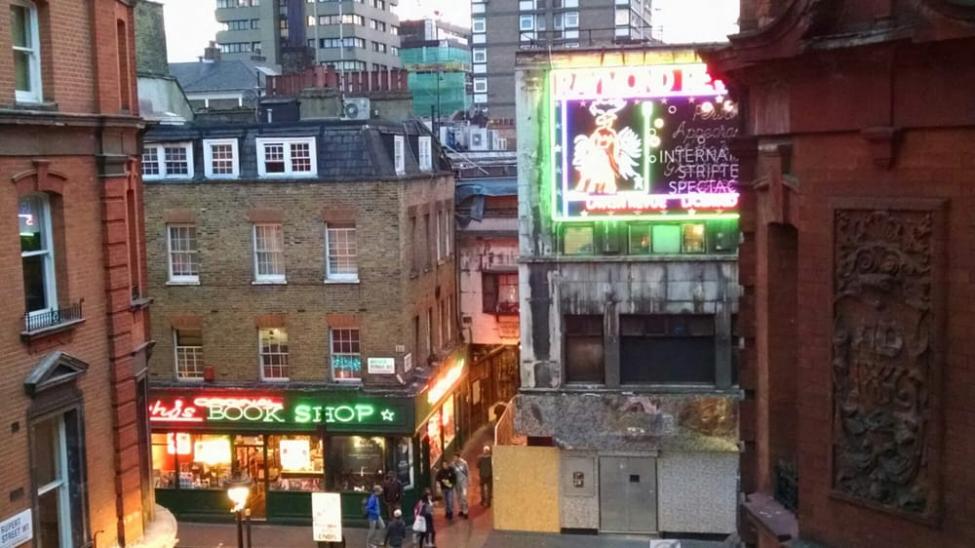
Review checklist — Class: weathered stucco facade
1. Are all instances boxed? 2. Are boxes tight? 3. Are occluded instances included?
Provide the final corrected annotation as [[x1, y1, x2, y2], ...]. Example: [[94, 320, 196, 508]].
[[512, 47, 741, 536]]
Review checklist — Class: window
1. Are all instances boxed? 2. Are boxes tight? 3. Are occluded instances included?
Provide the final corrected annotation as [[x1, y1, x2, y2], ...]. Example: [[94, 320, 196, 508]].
[[628, 224, 652, 255], [442, 206, 452, 256], [330, 328, 361, 381], [174, 328, 204, 380], [435, 210, 443, 262], [472, 34, 486, 44], [19, 194, 56, 314], [615, 8, 630, 26], [519, 15, 535, 31], [564, 0, 579, 6], [519, 0, 535, 10], [423, 213, 432, 269], [649, 224, 680, 253], [621, 315, 716, 384], [393, 135, 405, 175], [151, 433, 232, 489], [473, 78, 487, 93], [563, 225, 593, 255], [472, 48, 486, 63], [426, 307, 434, 358], [325, 224, 358, 281], [565, 11, 579, 28], [259, 328, 289, 380], [327, 436, 384, 491], [203, 139, 239, 178], [472, 17, 485, 33], [142, 143, 194, 179], [474, 93, 487, 104], [253, 224, 286, 282], [33, 412, 86, 547], [11, 0, 41, 102], [256, 137, 317, 177], [482, 273, 518, 314], [418, 135, 432, 171], [682, 223, 707, 253], [438, 298, 446, 348], [268, 435, 324, 491], [473, 63, 487, 74], [166, 224, 199, 283], [565, 315, 604, 383], [472, 3, 485, 13]]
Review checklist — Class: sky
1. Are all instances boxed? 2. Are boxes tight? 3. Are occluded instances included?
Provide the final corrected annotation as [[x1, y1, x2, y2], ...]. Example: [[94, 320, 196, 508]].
[[157, 0, 739, 63]]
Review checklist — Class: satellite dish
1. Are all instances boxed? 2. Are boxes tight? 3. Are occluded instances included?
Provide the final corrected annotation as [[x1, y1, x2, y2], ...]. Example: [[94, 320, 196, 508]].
[[241, 89, 259, 108]]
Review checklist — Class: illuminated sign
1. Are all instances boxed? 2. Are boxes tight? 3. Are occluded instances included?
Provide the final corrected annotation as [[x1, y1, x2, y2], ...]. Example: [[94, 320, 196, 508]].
[[550, 63, 740, 221], [149, 392, 407, 429], [426, 359, 465, 405]]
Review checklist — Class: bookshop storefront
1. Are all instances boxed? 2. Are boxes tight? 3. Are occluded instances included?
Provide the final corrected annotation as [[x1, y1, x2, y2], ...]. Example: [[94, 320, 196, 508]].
[[149, 388, 420, 524]]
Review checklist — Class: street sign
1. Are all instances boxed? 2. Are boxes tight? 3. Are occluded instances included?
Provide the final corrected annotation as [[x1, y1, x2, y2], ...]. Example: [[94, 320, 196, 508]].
[[0, 509, 32, 548], [367, 357, 395, 374], [311, 492, 342, 543]]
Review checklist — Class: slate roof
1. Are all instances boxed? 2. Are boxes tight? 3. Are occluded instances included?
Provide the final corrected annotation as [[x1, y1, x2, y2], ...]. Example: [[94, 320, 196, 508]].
[[144, 119, 450, 181], [168, 60, 268, 94]]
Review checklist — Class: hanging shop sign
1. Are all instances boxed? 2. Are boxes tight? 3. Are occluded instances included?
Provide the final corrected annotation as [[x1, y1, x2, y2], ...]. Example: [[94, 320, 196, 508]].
[[549, 62, 740, 222], [149, 392, 409, 429], [426, 359, 465, 405]]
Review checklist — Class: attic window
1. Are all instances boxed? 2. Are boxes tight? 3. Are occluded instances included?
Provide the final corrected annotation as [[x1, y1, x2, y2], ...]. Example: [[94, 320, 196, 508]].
[[394, 135, 405, 175], [142, 143, 194, 180], [256, 137, 317, 177]]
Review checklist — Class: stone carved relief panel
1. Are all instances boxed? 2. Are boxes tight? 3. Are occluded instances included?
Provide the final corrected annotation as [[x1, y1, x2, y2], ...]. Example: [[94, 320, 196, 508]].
[[832, 206, 941, 519]]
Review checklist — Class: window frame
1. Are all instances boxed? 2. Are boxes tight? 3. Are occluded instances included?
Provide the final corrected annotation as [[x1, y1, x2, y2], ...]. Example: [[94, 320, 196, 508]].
[[418, 135, 433, 172], [330, 327, 362, 382], [393, 135, 405, 175], [166, 224, 200, 284], [255, 137, 318, 178], [324, 224, 359, 282], [564, 314, 605, 384], [471, 17, 486, 33], [19, 193, 57, 316], [442, 205, 452, 257], [31, 413, 74, 547], [519, 15, 535, 31], [259, 327, 289, 381], [252, 223, 286, 283], [203, 138, 240, 178], [472, 48, 486, 63], [473, 78, 487, 93], [173, 328, 204, 381], [143, 143, 194, 180], [11, 0, 42, 103]]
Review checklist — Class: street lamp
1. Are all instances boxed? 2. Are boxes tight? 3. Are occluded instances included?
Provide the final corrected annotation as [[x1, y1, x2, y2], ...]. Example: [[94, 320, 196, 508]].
[[226, 476, 252, 548]]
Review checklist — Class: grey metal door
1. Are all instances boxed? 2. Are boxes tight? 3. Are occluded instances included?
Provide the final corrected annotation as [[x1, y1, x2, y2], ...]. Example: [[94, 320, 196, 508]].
[[599, 456, 657, 533]]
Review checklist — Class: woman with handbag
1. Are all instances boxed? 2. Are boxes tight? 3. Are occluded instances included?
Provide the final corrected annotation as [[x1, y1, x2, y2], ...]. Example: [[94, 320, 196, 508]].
[[412, 488, 436, 547]]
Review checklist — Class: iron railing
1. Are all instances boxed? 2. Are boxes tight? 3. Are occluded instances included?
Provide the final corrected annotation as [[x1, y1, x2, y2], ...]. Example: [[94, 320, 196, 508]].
[[773, 459, 799, 513], [24, 302, 83, 333]]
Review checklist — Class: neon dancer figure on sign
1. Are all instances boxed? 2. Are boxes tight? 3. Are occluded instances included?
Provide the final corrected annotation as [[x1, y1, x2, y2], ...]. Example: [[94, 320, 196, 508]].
[[571, 99, 642, 194]]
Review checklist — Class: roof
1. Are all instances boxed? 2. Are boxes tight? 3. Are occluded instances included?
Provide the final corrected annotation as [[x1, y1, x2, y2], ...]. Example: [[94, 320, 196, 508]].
[[168, 60, 277, 94], [144, 119, 451, 181], [456, 178, 518, 203]]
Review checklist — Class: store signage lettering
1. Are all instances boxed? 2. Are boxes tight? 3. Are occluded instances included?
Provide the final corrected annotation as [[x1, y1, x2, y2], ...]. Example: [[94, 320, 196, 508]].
[[294, 404, 397, 425], [149, 394, 401, 426], [549, 62, 740, 221], [195, 397, 286, 423], [148, 398, 203, 423], [427, 359, 465, 405]]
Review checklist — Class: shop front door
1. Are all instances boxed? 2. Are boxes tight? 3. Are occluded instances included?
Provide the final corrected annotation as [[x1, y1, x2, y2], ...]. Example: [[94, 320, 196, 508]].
[[598, 456, 657, 533], [235, 435, 267, 519]]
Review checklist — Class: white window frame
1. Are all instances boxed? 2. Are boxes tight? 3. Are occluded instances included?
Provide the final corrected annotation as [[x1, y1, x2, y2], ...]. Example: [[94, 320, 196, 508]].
[[143, 143, 194, 180], [418, 135, 433, 172], [472, 48, 486, 63], [203, 138, 240, 178], [166, 224, 199, 284], [33, 414, 72, 547], [11, 0, 41, 103], [330, 327, 362, 382], [255, 137, 318, 178], [442, 206, 452, 256], [615, 8, 631, 26], [472, 3, 485, 13], [259, 327, 289, 381], [565, 11, 580, 28], [472, 34, 486, 44], [473, 78, 487, 93], [325, 224, 359, 282], [565, 0, 579, 6], [174, 328, 204, 381], [519, 15, 535, 31], [252, 223, 286, 283], [518, 0, 535, 10], [393, 135, 405, 175], [474, 93, 487, 104], [473, 64, 487, 74], [435, 209, 443, 262], [472, 17, 486, 33], [19, 194, 57, 316]]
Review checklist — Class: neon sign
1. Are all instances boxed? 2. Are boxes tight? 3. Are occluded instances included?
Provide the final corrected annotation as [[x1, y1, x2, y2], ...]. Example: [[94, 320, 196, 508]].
[[550, 62, 740, 222], [293, 403, 398, 425], [149, 398, 203, 423], [149, 396, 286, 423], [426, 359, 465, 405]]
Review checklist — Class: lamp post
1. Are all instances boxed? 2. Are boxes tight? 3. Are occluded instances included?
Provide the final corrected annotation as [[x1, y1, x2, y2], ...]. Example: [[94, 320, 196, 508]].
[[226, 476, 252, 548]]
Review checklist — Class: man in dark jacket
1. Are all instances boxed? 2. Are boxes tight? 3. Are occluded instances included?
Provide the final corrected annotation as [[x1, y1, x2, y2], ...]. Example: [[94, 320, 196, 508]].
[[384, 508, 407, 547], [477, 445, 493, 507], [435, 463, 458, 519], [381, 471, 403, 519]]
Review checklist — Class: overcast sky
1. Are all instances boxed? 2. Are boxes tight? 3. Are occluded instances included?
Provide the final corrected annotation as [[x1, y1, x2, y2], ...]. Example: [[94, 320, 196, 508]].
[[157, 0, 739, 63]]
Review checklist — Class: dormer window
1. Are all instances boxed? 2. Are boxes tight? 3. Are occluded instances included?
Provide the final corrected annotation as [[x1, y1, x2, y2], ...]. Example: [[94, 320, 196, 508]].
[[256, 137, 317, 177], [142, 143, 194, 180]]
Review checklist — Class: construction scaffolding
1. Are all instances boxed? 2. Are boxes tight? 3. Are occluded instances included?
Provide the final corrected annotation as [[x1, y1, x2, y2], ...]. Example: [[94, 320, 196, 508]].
[[401, 45, 471, 118]]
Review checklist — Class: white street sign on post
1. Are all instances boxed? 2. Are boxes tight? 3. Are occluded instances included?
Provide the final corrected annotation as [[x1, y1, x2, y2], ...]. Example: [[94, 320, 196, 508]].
[[311, 492, 342, 543], [0, 509, 32, 548]]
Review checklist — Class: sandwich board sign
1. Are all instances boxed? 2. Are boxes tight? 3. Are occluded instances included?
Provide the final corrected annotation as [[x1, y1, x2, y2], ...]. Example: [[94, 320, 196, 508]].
[[312, 492, 342, 543]]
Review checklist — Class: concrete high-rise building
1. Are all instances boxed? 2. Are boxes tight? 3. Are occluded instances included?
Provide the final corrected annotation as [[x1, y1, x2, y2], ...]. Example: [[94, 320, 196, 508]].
[[215, 0, 402, 71], [472, 0, 657, 140]]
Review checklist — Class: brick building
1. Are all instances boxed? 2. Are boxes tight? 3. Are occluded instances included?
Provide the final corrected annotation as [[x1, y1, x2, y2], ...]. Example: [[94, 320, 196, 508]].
[[704, 1, 975, 546], [142, 119, 468, 523], [0, 0, 164, 546]]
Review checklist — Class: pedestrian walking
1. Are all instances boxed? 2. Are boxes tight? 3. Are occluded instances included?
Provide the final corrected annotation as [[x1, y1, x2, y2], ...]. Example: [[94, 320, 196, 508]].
[[413, 488, 436, 547], [381, 471, 403, 520], [385, 508, 407, 548], [477, 445, 493, 507], [435, 462, 458, 520], [365, 485, 385, 548], [452, 453, 470, 518]]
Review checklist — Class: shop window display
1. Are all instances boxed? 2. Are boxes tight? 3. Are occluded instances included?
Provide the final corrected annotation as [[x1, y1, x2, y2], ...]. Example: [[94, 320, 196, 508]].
[[327, 436, 386, 492], [151, 433, 232, 489], [269, 434, 324, 491], [442, 396, 456, 448]]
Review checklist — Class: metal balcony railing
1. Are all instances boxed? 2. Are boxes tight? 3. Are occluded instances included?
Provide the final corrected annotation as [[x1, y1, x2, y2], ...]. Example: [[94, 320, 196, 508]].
[[24, 302, 83, 333], [773, 459, 799, 513]]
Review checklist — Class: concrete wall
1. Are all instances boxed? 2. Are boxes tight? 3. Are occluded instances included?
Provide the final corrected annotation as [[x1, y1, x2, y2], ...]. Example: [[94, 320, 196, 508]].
[[458, 237, 519, 345], [493, 445, 561, 532]]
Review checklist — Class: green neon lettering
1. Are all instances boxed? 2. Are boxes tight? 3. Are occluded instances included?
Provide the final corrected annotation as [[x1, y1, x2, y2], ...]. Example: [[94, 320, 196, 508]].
[[208, 406, 226, 421], [333, 405, 355, 423], [223, 405, 243, 421], [243, 404, 263, 421], [324, 406, 335, 423], [355, 404, 375, 422], [294, 404, 311, 423]]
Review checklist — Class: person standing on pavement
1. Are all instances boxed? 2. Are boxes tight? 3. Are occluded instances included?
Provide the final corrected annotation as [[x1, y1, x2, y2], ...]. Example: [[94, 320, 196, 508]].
[[435, 462, 458, 520], [452, 453, 471, 519], [381, 471, 403, 520], [385, 508, 407, 548], [477, 445, 493, 507], [365, 485, 385, 548], [414, 488, 436, 547]]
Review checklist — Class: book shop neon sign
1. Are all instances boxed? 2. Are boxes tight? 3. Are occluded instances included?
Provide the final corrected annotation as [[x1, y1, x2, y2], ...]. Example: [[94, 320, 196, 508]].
[[549, 62, 740, 221], [149, 395, 399, 426]]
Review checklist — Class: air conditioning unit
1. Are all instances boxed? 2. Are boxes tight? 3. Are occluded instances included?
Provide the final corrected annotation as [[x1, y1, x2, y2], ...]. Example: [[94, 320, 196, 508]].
[[469, 127, 489, 151], [343, 97, 370, 120]]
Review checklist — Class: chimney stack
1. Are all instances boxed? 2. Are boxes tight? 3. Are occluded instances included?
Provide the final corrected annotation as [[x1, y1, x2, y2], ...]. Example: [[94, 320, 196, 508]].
[[203, 41, 222, 62]]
